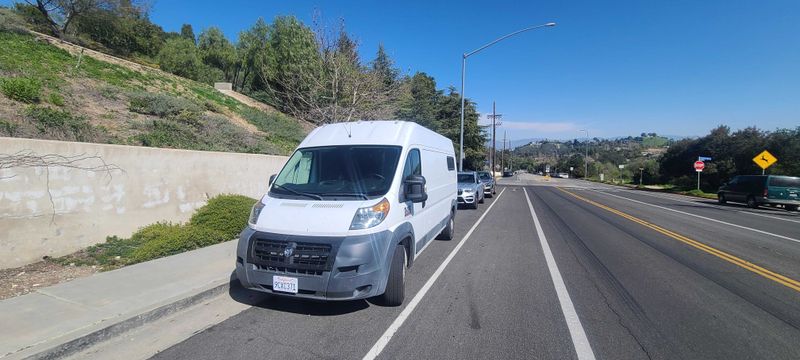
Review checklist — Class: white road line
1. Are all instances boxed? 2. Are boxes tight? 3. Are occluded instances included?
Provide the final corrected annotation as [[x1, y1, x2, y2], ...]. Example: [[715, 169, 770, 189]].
[[362, 188, 507, 360], [592, 190, 800, 244], [524, 188, 597, 360], [744, 211, 800, 224], [614, 189, 800, 224]]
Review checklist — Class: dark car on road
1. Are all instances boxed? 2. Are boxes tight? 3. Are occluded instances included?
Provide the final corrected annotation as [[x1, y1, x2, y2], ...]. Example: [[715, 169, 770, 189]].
[[717, 175, 800, 211], [477, 171, 496, 197]]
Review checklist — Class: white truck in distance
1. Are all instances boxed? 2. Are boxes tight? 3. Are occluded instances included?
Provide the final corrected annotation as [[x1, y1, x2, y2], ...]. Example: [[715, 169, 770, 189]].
[[237, 121, 458, 306]]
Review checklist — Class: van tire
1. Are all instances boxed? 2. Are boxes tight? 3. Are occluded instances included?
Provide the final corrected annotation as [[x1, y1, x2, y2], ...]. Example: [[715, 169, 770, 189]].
[[746, 196, 758, 209], [787, 204, 799, 212], [380, 246, 405, 306], [479, 194, 485, 204], [437, 211, 455, 240], [471, 201, 478, 209], [718, 193, 726, 204]]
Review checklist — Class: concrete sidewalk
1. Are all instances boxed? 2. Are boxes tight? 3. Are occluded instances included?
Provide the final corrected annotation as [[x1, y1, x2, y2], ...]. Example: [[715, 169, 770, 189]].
[[0, 240, 238, 360]]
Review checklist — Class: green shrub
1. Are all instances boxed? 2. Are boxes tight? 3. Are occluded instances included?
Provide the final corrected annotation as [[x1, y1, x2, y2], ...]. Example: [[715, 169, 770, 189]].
[[135, 119, 198, 148], [203, 100, 222, 113], [190, 194, 257, 239], [130, 224, 228, 264], [25, 105, 94, 140], [48, 92, 65, 106], [0, 119, 19, 136], [0, 77, 41, 103], [240, 107, 304, 152], [199, 114, 278, 154], [99, 85, 121, 100], [172, 109, 202, 127], [128, 92, 202, 117]]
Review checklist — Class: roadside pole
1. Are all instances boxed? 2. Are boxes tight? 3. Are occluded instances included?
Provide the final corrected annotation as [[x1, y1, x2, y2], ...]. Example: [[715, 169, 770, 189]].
[[639, 167, 644, 186], [694, 160, 705, 190]]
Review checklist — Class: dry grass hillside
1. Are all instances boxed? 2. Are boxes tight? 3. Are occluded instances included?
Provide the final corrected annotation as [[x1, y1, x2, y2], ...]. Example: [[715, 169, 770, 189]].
[[0, 10, 308, 155]]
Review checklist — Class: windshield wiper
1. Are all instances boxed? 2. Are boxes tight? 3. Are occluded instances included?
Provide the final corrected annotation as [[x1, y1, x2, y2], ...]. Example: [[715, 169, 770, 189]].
[[317, 192, 369, 200], [272, 183, 323, 200]]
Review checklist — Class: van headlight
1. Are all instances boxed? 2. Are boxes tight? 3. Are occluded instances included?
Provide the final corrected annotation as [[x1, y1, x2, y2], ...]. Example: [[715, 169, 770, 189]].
[[248, 199, 265, 227], [350, 198, 390, 230], [462, 188, 473, 194]]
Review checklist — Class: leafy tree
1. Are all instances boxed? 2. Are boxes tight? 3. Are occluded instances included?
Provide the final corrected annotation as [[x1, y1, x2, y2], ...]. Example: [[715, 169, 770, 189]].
[[235, 18, 271, 92], [157, 37, 202, 80], [198, 26, 237, 81], [255, 16, 322, 118], [372, 43, 399, 89], [436, 87, 486, 171], [25, 0, 106, 38], [180, 23, 195, 44], [395, 72, 439, 129], [74, 6, 164, 57]]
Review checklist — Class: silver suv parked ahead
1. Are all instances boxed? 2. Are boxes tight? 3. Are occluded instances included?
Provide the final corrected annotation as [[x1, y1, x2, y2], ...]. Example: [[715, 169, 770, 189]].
[[457, 171, 484, 209]]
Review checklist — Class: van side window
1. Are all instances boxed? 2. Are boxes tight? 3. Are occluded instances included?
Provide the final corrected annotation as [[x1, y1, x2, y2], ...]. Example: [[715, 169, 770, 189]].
[[403, 149, 422, 179], [446, 156, 455, 171]]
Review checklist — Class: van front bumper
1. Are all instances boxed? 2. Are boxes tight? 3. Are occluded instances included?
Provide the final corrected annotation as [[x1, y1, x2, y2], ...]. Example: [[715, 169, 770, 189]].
[[235, 228, 394, 301]]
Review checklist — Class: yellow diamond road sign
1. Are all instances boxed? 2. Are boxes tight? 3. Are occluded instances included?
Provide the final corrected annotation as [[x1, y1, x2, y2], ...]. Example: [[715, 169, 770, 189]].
[[753, 150, 777, 170]]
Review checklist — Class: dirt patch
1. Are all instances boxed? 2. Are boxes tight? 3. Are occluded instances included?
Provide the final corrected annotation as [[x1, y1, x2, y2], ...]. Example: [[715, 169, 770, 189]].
[[0, 260, 98, 300]]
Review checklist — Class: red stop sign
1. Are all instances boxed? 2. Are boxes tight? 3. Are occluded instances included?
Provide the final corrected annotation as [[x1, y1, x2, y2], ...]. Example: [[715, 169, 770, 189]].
[[694, 161, 705, 171]]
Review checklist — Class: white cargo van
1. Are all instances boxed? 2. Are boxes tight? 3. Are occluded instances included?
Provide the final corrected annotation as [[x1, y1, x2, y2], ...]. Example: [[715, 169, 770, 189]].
[[236, 121, 458, 306]]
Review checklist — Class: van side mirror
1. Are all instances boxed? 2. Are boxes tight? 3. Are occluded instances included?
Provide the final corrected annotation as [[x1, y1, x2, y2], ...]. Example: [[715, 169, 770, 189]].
[[269, 174, 277, 186], [404, 175, 428, 203]]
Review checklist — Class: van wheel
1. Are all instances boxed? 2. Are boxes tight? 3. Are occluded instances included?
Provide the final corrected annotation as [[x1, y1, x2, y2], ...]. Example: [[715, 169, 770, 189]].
[[718, 193, 727, 204], [437, 211, 455, 240], [471, 201, 478, 209], [379, 246, 405, 306], [787, 204, 799, 212], [479, 194, 485, 204], [746, 196, 759, 209]]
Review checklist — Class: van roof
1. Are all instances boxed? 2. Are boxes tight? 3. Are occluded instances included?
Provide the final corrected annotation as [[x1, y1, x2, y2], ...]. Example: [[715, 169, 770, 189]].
[[299, 121, 454, 153]]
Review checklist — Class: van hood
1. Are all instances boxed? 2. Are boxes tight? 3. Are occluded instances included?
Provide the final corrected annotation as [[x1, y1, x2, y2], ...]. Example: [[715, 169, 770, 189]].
[[251, 194, 369, 236]]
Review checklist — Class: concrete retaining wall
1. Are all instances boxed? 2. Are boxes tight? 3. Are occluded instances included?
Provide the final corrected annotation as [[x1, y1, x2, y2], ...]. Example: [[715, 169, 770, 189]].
[[0, 137, 288, 269]]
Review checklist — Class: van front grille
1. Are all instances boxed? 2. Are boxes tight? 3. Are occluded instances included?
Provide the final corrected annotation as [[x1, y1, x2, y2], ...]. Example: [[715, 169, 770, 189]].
[[250, 239, 333, 274]]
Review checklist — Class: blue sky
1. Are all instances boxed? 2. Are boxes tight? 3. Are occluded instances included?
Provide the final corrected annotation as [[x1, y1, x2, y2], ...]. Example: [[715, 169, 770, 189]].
[[6, 0, 798, 140]]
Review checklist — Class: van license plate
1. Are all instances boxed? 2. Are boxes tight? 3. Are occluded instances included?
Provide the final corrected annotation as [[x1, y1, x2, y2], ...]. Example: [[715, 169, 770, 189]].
[[273, 276, 298, 294]]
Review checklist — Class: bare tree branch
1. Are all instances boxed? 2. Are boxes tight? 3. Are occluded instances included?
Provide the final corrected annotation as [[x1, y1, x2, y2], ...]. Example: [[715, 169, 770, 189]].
[[0, 150, 125, 223]]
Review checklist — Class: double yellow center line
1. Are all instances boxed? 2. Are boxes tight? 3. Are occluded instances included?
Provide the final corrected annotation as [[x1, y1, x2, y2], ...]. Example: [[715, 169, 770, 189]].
[[557, 187, 800, 293]]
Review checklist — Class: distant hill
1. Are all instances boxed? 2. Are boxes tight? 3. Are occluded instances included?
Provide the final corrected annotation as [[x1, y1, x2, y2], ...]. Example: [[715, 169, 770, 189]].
[[0, 13, 307, 155]]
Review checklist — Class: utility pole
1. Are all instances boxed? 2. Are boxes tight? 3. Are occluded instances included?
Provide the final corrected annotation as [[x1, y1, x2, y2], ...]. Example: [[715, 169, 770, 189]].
[[639, 167, 644, 186], [487, 102, 502, 179], [579, 129, 589, 179], [502, 131, 507, 172], [509, 134, 513, 172]]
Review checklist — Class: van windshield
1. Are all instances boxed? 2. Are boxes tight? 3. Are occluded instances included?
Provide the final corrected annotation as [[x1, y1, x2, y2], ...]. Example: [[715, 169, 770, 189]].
[[478, 172, 492, 180], [769, 176, 800, 188], [271, 145, 401, 200]]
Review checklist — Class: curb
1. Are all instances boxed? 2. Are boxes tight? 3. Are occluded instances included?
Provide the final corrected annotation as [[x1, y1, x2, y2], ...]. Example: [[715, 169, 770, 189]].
[[24, 279, 232, 360]]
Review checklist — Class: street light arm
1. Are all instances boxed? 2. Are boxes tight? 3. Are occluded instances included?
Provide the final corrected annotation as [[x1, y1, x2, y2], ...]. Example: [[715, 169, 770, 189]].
[[464, 22, 556, 58], [457, 21, 556, 171]]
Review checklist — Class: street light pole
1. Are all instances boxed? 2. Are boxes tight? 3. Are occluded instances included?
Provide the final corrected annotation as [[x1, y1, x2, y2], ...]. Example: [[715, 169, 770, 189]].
[[459, 56, 466, 171], [580, 129, 589, 179], [458, 22, 556, 171]]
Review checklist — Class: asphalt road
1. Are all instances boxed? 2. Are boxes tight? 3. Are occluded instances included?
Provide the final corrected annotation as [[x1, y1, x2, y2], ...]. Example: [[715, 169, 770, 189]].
[[151, 174, 800, 360]]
